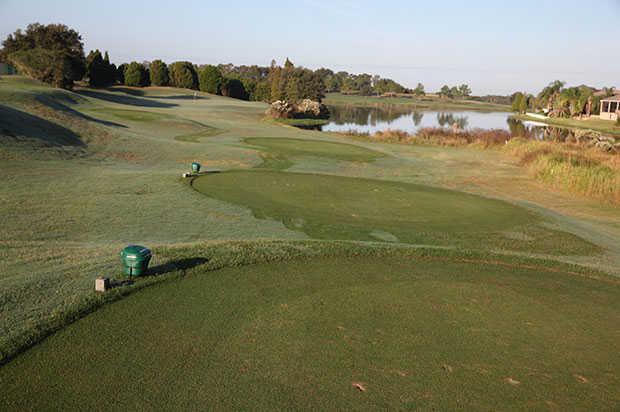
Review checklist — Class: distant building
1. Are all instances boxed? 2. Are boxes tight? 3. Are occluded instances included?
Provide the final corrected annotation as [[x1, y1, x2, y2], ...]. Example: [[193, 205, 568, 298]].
[[0, 62, 16, 75], [600, 95, 620, 121]]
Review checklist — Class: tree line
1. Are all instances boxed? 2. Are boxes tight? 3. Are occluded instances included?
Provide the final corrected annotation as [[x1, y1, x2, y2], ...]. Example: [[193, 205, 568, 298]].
[[3, 23, 479, 104], [511, 80, 617, 117], [438, 84, 472, 98]]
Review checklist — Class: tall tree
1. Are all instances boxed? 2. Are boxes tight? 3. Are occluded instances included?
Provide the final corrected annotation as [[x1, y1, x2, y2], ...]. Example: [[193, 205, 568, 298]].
[[1, 23, 86, 88], [116, 63, 127, 84], [220, 78, 247, 99], [458, 84, 472, 97], [124, 61, 148, 87], [149, 59, 169, 86], [199, 65, 223, 94], [511, 92, 524, 113], [413, 82, 425, 96], [168, 61, 198, 89], [86, 49, 116, 87], [439, 85, 451, 98]]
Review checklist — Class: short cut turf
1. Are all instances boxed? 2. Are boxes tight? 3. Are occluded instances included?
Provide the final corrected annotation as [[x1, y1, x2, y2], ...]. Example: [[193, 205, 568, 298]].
[[1, 250, 618, 410], [192, 170, 599, 255]]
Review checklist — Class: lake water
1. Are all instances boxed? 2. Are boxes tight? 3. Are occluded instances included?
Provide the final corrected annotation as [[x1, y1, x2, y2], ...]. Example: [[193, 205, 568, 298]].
[[318, 106, 581, 141], [322, 106, 511, 134]]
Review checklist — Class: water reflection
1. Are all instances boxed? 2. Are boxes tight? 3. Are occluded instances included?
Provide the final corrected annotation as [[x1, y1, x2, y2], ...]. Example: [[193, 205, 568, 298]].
[[318, 105, 592, 142]]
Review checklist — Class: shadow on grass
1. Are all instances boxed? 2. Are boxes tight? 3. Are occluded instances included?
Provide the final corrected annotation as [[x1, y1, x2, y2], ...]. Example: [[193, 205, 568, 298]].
[[0, 104, 85, 146], [111, 87, 208, 100], [76, 89, 177, 108], [35, 95, 128, 128], [148, 257, 210, 276], [151, 94, 207, 100]]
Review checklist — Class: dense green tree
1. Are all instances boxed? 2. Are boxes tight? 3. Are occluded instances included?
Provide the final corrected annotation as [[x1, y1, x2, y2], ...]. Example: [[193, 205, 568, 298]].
[[168, 61, 198, 89], [86, 49, 116, 87], [511, 92, 524, 113], [519, 94, 529, 114], [199, 65, 223, 94], [458, 84, 472, 97], [267, 59, 327, 102], [524, 81, 602, 117], [220, 78, 247, 99], [149, 59, 169, 86], [413, 82, 425, 96], [124, 61, 148, 87], [1, 23, 85, 88], [439, 85, 451, 98], [601, 86, 615, 97], [373, 78, 406, 94], [116, 63, 127, 84], [252, 80, 271, 101], [536, 80, 565, 110]]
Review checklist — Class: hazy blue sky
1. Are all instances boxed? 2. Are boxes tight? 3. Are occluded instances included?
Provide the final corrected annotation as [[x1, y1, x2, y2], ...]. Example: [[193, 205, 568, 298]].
[[1, 0, 619, 94]]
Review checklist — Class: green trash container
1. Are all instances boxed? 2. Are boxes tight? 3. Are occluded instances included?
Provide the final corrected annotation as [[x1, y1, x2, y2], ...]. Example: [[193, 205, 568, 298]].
[[120, 245, 152, 276], [191, 162, 201, 174]]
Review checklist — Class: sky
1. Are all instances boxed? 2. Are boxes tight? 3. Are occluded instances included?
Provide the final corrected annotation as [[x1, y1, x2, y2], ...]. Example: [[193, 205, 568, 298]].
[[1, 0, 619, 95]]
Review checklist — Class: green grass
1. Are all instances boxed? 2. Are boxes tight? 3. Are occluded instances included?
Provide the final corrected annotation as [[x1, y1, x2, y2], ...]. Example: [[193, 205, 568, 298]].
[[1, 242, 618, 410], [174, 127, 223, 142], [86, 107, 173, 122], [192, 170, 598, 255], [245, 137, 384, 170], [270, 117, 330, 127], [514, 114, 620, 136], [2, 76, 620, 409], [324, 92, 510, 112]]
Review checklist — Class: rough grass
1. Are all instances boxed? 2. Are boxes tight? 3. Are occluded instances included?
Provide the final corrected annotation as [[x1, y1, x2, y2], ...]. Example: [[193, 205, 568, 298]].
[[514, 114, 620, 136], [324, 92, 510, 112], [270, 117, 330, 127], [332, 127, 620, 203], [192, 170, 599, 255], [1, 242, 618, 410], [505, 139, 620, 203]]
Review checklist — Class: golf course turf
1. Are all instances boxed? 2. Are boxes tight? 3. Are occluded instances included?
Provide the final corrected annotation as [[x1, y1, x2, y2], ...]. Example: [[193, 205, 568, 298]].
[[1, 248, 618, 410], [2, 76, 619, 410], [192, 170, 599, 255]]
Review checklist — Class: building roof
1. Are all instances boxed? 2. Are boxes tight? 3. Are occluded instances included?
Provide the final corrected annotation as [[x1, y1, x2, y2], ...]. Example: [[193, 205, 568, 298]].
[[601, 94, 620, 102]]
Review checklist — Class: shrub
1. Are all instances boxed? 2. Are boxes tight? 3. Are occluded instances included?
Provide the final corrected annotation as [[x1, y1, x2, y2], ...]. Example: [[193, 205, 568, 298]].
[[199, 65, 223, 94], [149, 60, 169, 86], [168, 61, 198, 89], [124, 62, 148, 87], [616, 117, 620, 127]]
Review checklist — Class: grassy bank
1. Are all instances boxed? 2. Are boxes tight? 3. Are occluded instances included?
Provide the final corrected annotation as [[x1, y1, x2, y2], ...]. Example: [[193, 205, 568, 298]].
[[514, 113, 620, 136], [269, 117, 330, 127], [2, 241, 619, 410], [331, 128, 620, 203], [505, 139, 620, 203], [324, 92, 509, 112]]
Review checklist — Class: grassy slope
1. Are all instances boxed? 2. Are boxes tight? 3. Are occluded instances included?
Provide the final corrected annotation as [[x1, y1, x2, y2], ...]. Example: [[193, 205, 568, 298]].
[[1, 75, 619, 381], [324, 92, 510, 112], [1, 243, 618, 410], [515, 113, 620, 136], [192, 170, 597, 255]]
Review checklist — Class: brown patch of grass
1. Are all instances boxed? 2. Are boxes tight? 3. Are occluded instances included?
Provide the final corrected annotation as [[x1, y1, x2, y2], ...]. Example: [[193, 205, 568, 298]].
[[334, 127, 620, 203]]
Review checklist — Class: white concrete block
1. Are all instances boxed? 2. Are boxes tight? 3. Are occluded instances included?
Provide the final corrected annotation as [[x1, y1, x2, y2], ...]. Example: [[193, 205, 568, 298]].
[[95, 277, 110, 292]]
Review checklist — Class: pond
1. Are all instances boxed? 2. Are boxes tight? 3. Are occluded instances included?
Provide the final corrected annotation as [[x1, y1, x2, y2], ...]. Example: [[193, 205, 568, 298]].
[[317, 105, 588, 141]]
